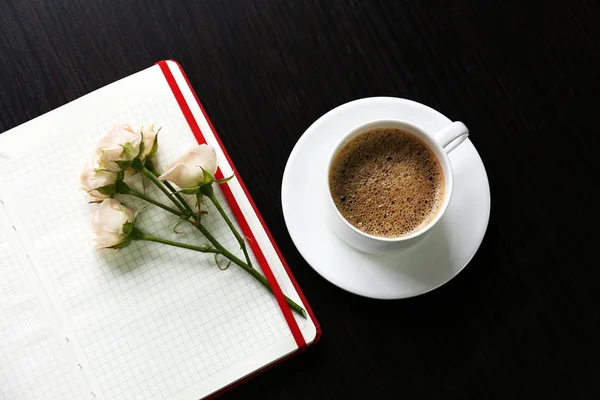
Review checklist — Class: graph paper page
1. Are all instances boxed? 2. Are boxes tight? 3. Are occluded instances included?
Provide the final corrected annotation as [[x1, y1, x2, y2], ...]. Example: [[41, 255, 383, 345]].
[[0, 167, 86, 399], [0, 63, 315, 400]]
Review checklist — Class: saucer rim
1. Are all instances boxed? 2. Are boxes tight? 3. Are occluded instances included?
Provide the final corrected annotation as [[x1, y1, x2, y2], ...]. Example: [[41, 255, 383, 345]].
[[281, 96, 491, 299]]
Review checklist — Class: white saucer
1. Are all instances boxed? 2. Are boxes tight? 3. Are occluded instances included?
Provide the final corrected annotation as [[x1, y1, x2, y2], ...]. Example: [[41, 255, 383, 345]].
[[281, 97, 491, 299]]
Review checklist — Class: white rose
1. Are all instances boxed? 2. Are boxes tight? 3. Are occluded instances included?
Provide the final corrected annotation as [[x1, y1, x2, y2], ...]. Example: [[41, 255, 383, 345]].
[[91, 199, 135, 249], [138, 124, 159, 160], [158, 144, 217, 189], [95, 124, 141, 172], [80, 155, 119, 200]]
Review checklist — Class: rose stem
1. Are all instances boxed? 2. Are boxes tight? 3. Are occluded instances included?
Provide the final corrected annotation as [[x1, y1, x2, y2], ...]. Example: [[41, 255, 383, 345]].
[[145, 160, 196, 217], [133, 230, 220, 254], [116, 182, 183, 216], [141, 167, 188, 215], [136, 168, 307, 318], [203, 184, 253, 269]]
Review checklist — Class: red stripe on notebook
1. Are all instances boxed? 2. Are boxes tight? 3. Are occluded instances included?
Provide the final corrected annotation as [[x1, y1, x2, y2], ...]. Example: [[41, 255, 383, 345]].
[[157, 60, 306, 348], [173, 63, 320, 335], [173, 62, 321, 339]]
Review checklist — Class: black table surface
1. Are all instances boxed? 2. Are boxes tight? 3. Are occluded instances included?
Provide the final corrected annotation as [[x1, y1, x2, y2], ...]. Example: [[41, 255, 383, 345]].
[[1, 1, 599, 399]]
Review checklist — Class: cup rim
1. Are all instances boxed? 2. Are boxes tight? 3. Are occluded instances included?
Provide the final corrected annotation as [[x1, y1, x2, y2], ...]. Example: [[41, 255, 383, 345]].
[[326, 119, 454, 243]]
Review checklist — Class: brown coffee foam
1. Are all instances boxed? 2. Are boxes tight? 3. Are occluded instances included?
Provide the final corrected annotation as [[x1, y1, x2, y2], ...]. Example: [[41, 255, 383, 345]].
[[329, 128, 444, 238]]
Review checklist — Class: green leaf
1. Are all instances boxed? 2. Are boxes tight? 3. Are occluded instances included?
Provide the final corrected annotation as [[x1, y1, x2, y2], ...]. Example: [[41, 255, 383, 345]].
[[131, 158, 144, 171], [178, 186, 201, 195], [96, 184, 116, 196], [115, 181, 130, 194], [122, 222, 134, 235], [138, 131, 145, 158], [144, 158, 156, 172], [129, 227, 145, 241], [201, 168, 215, 185], [216, 174, 234, 185], [108, 235, 132, 249], [93, 166, 112, 173], [147, 133, 159, 160], [116, 160, 133, 170], [120, 142, 139, 159], [200, 182, 214, 197]]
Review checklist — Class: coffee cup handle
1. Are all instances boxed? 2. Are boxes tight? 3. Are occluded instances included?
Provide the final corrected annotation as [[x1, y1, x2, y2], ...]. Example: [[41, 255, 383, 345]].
[[435, 121, 469, 153]]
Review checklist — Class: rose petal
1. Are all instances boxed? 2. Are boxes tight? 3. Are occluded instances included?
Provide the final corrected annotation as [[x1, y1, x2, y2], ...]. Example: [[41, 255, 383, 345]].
[[164, 147, 193, 171], [158, 163, 180, 181], [97, 199, 128, 233], [159, 163, 200, 188], [92, 169, 117, 187], [97, 147, 125, 172], [190, 144, 217, 176], [177, 149, 203, 168], [89, 190, 110, 200], [94, 124, 141, 171], [121, 205, 135, 225], [80, 158, 95, 190], [121, 123, 134, 133], [81, 156, 115, 200], [91, 207, 124, 248], [92, 231, 125, 248], [138, 125, 157, 159]]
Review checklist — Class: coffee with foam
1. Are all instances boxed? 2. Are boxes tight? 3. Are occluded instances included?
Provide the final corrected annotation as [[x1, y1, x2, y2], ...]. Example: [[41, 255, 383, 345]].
[[329, 128, 444, 238]]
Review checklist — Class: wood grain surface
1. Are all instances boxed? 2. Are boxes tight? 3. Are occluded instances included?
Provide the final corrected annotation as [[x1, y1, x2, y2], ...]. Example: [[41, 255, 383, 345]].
[[1, 0, 599, 399]]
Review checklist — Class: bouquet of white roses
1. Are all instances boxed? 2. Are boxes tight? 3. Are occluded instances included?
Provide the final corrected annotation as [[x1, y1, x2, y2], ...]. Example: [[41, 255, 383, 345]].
[[81, 123, 305, 317]]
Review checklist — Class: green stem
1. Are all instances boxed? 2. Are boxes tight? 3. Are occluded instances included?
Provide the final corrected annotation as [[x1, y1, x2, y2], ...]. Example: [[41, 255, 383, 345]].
[[139, 233, 221, 254], [170, 181, 197, 216], [226, 250, 306, 317], [146, 162, 196, 217], [190, 217, 226, 251], [189, 217, 305, 317], [142, 163, 307, 318], [128, 190, 183, 216], [206, 190, 253, 269], [141, 167, 188, 215]]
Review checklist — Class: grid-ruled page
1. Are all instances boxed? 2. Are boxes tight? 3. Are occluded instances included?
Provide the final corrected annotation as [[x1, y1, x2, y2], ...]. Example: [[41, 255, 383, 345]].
[[0, 71, 313, 400], [0, 183, 84, 399]]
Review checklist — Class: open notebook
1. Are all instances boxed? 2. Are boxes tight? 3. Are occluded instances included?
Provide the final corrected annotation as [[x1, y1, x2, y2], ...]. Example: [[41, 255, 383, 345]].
[[0, 60, 320, 400]]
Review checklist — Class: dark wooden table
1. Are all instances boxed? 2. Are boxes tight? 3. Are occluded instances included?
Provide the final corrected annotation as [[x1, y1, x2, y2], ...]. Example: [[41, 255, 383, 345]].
[[1, 1, 599, 398]]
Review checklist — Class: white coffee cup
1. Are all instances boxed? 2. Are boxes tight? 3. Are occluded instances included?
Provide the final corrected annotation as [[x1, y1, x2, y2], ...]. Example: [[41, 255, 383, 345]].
[[327, 120, 469, 253]]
